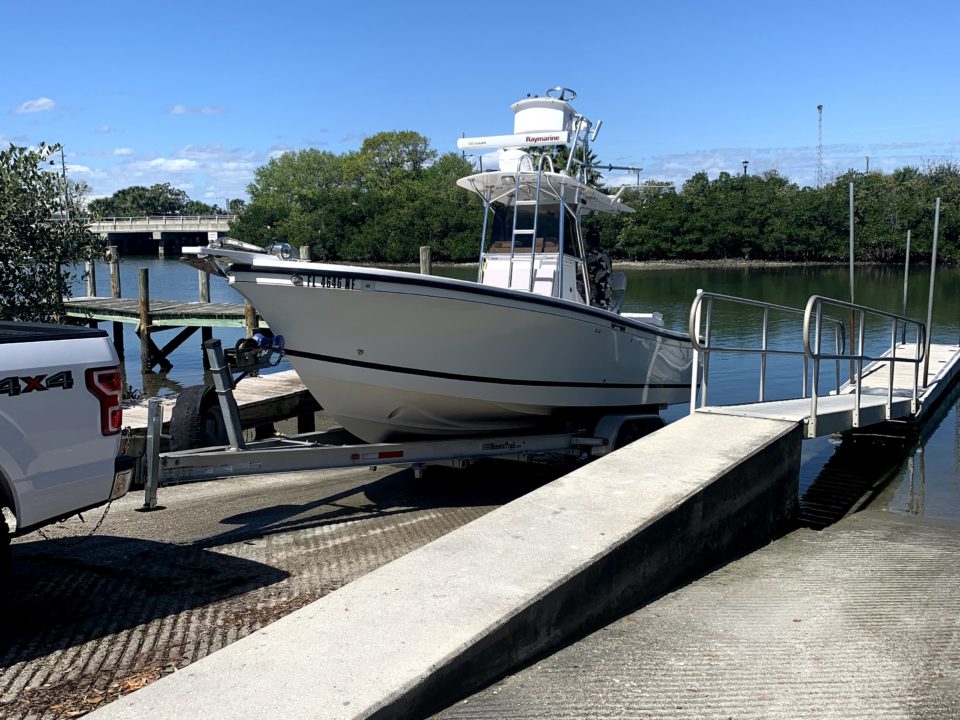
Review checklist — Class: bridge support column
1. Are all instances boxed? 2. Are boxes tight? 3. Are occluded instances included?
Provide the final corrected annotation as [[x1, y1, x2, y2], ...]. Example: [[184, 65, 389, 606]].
[[153, 231, 165, 258]]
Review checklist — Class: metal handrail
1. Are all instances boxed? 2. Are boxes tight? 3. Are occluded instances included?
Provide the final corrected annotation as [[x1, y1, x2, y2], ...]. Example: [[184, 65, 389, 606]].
[[802, 295, 926, 436], [688, 290, 927, 438], [688, 290, 846, 411]]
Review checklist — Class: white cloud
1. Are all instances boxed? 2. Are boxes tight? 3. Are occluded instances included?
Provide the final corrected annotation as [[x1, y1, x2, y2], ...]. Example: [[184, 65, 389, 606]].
[[113, 147, 133, 156], [169, 104, 223, 115], [95, 124, 113, 134], [13, 97, 55, 114], [146, 158, 199, 171]]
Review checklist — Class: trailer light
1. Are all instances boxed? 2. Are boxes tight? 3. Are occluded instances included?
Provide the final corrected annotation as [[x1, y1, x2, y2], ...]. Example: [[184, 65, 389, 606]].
[[85, 366, 123, 436]]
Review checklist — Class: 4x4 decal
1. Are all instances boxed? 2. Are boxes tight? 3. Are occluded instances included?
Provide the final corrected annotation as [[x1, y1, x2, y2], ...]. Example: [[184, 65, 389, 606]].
[[0, 371, 74, 396]]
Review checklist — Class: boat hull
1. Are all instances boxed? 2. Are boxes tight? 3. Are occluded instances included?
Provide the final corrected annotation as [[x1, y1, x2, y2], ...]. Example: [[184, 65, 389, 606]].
[[226, 261, 694, 442]]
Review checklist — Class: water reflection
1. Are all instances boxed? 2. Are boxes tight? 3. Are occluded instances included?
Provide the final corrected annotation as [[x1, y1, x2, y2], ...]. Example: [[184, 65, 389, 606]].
[[871, 387, 960, 522]]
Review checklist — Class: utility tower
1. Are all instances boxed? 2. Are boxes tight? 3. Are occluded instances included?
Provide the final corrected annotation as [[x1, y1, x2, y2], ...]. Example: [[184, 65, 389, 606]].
[[816, 104, 824, 188]]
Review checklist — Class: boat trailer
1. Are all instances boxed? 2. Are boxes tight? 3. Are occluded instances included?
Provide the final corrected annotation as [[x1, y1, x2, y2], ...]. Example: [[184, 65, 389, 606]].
[[139, 340, 664, 510]]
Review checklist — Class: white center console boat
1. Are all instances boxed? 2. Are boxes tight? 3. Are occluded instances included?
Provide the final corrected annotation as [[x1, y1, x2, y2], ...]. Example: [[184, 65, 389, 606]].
[[185, 87, 694, 442]]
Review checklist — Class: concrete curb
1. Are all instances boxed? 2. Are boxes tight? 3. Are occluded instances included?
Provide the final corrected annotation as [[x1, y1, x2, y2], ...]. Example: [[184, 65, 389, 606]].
[[90, 413, 802, 720]]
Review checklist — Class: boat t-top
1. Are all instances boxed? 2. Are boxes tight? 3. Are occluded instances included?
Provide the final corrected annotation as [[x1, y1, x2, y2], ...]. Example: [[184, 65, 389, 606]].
[[186, 87, 694, 442]]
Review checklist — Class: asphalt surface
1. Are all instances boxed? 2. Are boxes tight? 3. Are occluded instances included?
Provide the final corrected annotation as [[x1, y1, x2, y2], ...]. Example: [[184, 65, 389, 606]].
[[0, 458, 564, 720], [434, 508, 960, 720]]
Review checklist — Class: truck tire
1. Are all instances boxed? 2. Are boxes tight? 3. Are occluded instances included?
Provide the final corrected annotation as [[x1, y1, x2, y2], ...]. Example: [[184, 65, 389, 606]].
[[170, 384, 229, 451], [0, 513, 10, 582]]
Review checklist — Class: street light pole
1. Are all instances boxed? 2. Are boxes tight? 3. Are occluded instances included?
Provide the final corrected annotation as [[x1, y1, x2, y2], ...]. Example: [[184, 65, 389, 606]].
[[742, 160, 749, 177]]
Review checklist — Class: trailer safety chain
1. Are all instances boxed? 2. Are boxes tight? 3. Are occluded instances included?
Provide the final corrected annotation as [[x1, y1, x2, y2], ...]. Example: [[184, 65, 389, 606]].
[[36, 499, 113, 546], [35, 426, 131, 546]]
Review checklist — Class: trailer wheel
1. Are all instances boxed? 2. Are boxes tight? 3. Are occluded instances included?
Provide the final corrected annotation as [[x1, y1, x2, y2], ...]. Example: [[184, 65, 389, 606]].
[[614, 416, 665, 450], [170, 384, 229, 451]]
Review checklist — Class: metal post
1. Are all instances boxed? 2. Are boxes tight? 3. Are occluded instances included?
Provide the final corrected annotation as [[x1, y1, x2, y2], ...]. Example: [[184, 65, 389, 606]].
[[203, 339, 246, 451], [854, 309, 865, 427], [923, 197, 941, 386], [701, 297, 713, 407], [901, 229, 911, 344], [419, 246, 432, 275], [759, 306, 768, 401], [142, 398, 162, 510], [689, 290, 702, 413], [299, 244, 312, 262], [138, 267, 151, 373], [849, 182, 856, 383]]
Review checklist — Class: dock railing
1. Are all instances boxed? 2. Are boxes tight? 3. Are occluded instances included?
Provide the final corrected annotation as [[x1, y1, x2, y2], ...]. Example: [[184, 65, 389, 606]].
[[689, 291, 927, 436], [801, 295, 925, 435], [688, 290, 846, 412]]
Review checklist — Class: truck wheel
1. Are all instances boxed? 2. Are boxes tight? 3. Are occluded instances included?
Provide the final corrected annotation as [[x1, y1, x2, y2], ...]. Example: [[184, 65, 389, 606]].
[[0, 513, 10, 582], [170, 384, 229, 451], [614, 416, 666, 450]]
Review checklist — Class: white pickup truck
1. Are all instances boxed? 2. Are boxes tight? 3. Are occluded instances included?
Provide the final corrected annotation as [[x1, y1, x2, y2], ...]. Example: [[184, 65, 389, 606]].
[[0, 321, 133, 574]]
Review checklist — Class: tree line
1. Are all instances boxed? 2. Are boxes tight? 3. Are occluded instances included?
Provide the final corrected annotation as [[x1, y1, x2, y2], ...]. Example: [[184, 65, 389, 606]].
[[222, 131, 959, 265]]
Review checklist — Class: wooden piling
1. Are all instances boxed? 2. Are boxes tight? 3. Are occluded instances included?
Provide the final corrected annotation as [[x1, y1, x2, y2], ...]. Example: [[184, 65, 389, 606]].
[[244, 300, 256, 338], [420, 246, 432, 275], [85, 258, 97, 297], [138, 268, 151, 372], [109, 247, 124, 359], [198, 270, 210, 303], [199, 269, 212, 368]]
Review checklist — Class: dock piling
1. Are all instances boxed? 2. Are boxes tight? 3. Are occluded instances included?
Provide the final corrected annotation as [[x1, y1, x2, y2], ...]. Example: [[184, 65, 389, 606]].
[[198, 270, 212, 367], [109, 247, 124, 358], [420, 246, 432, 275], [138, 268, 151, 372]]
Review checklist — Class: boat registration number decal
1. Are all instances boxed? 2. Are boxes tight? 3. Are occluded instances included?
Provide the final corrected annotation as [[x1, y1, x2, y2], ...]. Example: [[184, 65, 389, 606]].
[[292, 274, 358, 290]]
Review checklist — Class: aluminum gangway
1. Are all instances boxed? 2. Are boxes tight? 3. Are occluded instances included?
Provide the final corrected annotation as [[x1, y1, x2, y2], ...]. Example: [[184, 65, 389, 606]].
[[687, 291, 960, 438]]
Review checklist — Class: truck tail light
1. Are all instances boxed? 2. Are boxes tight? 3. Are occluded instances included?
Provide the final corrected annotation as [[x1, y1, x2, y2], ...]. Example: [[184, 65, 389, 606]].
[[85, 366, 123, 436]]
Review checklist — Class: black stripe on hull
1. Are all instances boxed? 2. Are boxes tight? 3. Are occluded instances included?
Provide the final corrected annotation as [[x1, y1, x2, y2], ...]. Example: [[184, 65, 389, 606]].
[[285, 348, 688, 390]]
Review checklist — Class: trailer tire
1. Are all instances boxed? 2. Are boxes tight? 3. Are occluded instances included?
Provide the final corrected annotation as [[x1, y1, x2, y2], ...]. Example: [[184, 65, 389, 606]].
[[170, 384, 229, 451], [614, 416, 665, 450]]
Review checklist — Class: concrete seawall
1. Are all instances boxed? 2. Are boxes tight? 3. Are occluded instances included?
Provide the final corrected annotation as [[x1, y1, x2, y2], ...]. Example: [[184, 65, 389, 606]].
[[91, 413, 803, 720]]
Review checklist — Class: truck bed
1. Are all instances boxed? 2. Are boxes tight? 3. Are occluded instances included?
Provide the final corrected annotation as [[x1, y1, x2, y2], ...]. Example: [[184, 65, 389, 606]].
[[0, 321, 108, 344]]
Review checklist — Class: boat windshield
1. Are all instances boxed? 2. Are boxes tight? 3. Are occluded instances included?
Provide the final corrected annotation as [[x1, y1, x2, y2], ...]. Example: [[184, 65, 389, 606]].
[[485, 203, 581, 258]]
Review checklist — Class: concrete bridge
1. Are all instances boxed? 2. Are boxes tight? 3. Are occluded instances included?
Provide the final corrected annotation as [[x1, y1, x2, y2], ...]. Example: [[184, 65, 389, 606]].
[[90, 215, 235, 256]]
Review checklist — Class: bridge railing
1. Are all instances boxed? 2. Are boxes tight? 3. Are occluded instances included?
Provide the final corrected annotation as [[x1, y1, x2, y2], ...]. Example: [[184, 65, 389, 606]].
[[87, 215, 236, 229]]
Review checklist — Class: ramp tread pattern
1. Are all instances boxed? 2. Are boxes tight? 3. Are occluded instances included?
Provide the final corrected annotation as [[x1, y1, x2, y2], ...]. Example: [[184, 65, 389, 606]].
[[437, 511, 960, 719]]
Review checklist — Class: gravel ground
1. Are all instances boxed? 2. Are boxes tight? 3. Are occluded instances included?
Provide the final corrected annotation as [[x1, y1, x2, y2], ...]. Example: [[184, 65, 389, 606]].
[[1, 459, 565, 719]]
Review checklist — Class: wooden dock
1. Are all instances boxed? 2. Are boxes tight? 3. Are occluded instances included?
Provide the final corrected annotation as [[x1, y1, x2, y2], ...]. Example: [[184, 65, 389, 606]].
[[64, 297, 256, 329]]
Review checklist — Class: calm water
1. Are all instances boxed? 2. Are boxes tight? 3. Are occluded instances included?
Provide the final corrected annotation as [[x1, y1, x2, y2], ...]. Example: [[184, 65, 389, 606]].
[[72, 257, 960, 523]]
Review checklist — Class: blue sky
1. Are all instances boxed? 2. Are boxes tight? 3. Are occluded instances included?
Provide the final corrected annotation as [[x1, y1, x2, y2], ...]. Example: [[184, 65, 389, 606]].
[[4, 0, 959, 204]]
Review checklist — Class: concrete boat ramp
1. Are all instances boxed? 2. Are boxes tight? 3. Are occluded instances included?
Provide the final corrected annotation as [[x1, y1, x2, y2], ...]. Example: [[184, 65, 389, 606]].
[[91, 339, 960, 719]]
